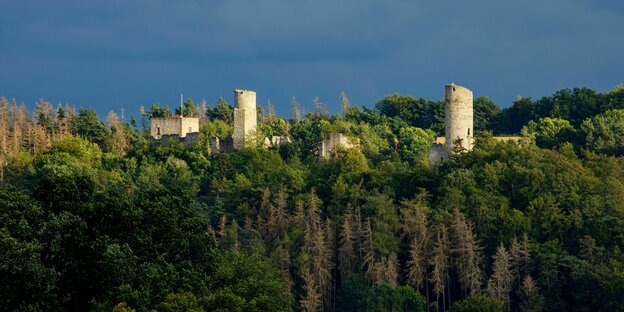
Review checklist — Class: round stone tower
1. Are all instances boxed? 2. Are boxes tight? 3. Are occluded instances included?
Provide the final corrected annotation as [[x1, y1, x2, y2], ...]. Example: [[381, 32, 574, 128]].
[[233, 89, 257, 150], [444, 83, 473, 154], [234, 89, 257, 112]]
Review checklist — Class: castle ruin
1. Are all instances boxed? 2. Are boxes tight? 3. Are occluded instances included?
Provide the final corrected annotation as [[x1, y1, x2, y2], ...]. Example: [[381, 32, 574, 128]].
[[232, 89, 257, 150], [150, 115, 200, 145], [430, 83, 520, 165], [430, 83, 474, 164]]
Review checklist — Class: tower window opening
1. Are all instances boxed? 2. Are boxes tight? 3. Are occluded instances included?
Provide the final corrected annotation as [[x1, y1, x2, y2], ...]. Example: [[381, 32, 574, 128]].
[[157, 127, 160, 135], [467, 128, 470, 136], [453, 87, 456, 91]]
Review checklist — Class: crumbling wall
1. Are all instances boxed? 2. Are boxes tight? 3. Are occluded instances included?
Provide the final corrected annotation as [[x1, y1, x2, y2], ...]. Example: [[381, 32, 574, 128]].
[[180, 118, 199, 138], [320, 133, 357, 159], [429, 143, 447, 166], [445, 83, 473, 154], [150, 118, 181, 139], [232, 89, 257, 150], [150, 117, 200, 139]]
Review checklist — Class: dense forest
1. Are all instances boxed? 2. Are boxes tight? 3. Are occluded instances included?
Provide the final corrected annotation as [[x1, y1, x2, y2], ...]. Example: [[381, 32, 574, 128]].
[[1, 86, 624, 311]]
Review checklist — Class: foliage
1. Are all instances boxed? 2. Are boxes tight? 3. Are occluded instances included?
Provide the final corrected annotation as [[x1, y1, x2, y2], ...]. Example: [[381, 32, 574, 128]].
[[521, 117, 575, 149], [2, 86, 624, 311], [580, 109, 624, 155], [448, 294, 504, 312]]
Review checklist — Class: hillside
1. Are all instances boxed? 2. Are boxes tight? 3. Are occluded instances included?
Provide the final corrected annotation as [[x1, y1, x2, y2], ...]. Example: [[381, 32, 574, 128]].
[[1, 86, 624, 311]]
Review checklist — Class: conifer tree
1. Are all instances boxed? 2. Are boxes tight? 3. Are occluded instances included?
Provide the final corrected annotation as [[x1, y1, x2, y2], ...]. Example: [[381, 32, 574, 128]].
[[340, 91, 350, 117], [274, 187, 288, 238], [266, 100, 276, 122], [106, 111, 130, 156], [323, 217, 336, 309], [430, 224, 450, 312], [300, 266, 321, 312], [402, 196, 430, 291], [223, 219, 240, 251], [217, 214, 227, 247], [353, 206, 365, 271], [488, 243, 513, 311], [510, 234, 531, 288], [451, 208, 483, 296], [294, 199, 306, 230], [292, 96, 301, 122], [10, 100, 24, 156], [518, 275, 544, 312], [338, 205, 356, 280], [385, 252, 398, 287], [362, 218, 375, 281]]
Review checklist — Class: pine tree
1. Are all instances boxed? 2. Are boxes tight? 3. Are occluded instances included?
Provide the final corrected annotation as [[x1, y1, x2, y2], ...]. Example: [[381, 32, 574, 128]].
[[34, 98, 54, 135], [217, 214, 227, 248], [292, 96, 301, 122], [340, 91, 350, 117], [385, 252, 398, 287], [256, 188, 272, 244], [313, 96, 322, 118], [263, 187, 278, 245], [518, 275, 544, 312], [300, 266, 321, 312], [402, 196, 430, 291], [266, 100, 276, 122], [294, 199, 306, 230], [33, 123, 50, 155], [107, 111, 130, 156], [222, 219, 240, 251], [10, 100, 24, 156], [353, 206, 365, 272], [338, 205, 356, 280], [510, 234, 531, 288], [139, 105, 146, 132], [362, 218, 375, 281], [430, 224, 450, 312], [274, 187, 289, 238], [451, 209, 483, 296], [303, 190, 332, 309], [197, 99, 208, 123], [406, 233, 427, 289], [323, 217, 336, 309], [487, 243, 513, 311]]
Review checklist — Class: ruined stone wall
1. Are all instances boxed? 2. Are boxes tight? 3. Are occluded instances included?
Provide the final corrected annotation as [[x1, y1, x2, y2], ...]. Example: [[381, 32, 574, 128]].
[[232, 89, 257, 150], [320, 133, 357, 159], [150, 118, 181, 139], [180, 118, 199, 138], [150, 117, 199, 139], [445, 83, 473, 154], [429, 143, 447, 166]]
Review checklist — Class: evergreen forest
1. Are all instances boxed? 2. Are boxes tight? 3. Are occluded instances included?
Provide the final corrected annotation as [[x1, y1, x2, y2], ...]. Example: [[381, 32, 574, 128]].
[[2, 86, 624, 311]]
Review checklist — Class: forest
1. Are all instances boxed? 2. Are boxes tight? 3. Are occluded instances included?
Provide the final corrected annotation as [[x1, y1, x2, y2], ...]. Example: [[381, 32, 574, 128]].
[[1, 85, 624, 312]]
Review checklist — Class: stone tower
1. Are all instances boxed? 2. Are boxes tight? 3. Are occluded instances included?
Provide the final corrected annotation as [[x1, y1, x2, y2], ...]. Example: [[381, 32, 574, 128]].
[[444, 83, 473, 154], [232, 89, 257, 150]]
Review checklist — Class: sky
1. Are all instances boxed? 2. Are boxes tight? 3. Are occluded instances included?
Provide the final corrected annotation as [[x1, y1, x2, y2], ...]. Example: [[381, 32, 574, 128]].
[[1, 0, 623, 118]]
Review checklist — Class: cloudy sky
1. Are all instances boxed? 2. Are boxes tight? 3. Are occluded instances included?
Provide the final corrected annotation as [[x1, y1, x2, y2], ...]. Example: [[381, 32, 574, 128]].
[[1, 0, 622, 117]]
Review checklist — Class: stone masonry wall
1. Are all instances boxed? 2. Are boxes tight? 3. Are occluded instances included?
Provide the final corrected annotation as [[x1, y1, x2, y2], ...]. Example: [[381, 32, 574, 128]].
[[150, 118, 181, 139], [320, 133, 357, 159], [232, 89, 257, 150], [444, 83, 473, 154], [180, 118, 199, 138]]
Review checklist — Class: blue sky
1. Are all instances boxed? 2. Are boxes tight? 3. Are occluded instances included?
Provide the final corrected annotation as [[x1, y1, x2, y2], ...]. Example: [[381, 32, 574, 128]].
[[1, 0, 622, 118]]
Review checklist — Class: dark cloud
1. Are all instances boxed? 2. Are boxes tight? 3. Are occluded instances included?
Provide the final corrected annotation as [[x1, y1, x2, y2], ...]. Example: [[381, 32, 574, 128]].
[[0, 0, 622, 117]]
